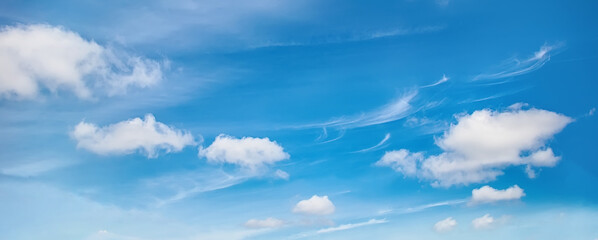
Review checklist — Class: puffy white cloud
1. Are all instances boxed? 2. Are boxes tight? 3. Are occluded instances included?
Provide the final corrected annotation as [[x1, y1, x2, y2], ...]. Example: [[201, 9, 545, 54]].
[[72, 114, 195, 158], [470, 185, 525, 204], [0, 24, 162, 100], [244, 217, 285, 229], [198, 134, 289, 169], [434, 217, 457, 233], [376, 149, 423, 176], [472, 214, 494, 229], [293, 195, 335, 215], [377, 106, 572, 186]]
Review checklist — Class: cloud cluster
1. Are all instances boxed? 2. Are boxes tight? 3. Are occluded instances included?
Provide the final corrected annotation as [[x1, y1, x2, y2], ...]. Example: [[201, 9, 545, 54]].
[[470, 185, 525, 204], [293, 195, 335, 215], [377, 106, 571, 186], [0, 24, 162, 100], [72, 114, 195, 158], [434, 217, 457, 232], [198, 134, 290, 170]]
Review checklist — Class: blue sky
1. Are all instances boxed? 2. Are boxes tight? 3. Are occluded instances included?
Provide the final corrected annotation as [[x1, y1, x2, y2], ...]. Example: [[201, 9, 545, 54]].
[[0, 0, 597, 239]]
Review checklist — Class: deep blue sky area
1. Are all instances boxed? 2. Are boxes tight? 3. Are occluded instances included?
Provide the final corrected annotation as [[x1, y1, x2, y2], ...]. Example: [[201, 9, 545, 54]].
[[0, 1, 597, 240]]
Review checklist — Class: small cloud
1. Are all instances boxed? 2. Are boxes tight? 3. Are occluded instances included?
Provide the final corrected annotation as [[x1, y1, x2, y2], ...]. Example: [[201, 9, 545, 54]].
[[71, 114, 195, 158], [376, 149, 423, 177], [274, 169, 290, 180], [293, 195, 335, 215], [198, 134, 289, 170], [472, 214, 494, 229], [434, 217, 457, 233], [244, 217, 285, 229], [588, 108, 596, 116], [470, 185, 525, 204]]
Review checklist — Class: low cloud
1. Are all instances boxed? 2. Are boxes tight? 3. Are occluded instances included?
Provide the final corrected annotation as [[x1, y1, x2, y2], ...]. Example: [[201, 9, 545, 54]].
[[472, 214, 494, 229], [293, 195, 335, 215], [434, 217, 457, 233], [377, 105, 572, 186], [0, 24, 162, 100], [198, 134, 289, 170], [72, 114, 195, 158], [470, 185, 525, 204]]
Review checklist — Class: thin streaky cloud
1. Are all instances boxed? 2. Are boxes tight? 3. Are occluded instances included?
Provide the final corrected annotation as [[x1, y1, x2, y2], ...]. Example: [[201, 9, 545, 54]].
[[300, 91, 418, 130], [473, 44, 561, 81], [352, 133, 391, 153], [421, 74, 449, 88], [316, 219, 388, 234], [380, 199, 468, 215], [317, 129, 346, 144]]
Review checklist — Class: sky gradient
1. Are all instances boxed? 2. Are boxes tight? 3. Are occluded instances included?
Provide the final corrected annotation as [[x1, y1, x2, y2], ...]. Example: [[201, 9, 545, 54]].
[[0, 0, 597, 239]]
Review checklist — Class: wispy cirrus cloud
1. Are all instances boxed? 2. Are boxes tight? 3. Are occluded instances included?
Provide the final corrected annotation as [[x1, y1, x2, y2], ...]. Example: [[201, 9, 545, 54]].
[[352, 133, 391, 153], [316, 218, 387, 234], [473, 44, 561, 81], [301, 91, 418, 130]]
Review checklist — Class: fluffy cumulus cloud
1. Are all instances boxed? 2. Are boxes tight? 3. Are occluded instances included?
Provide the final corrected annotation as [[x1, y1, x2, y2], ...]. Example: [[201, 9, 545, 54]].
[[72, 114, 195, 158], [244, 217, 285, 229], [472, 214, 495, 229], [293, 195, 335, 215], [434, 217, 457, 233], [377, 106, 572, 186], [198, 135, 289, 169], [375, 149, 423, 176], [0, 24, 162, 100], [470, 185, 525, 204]]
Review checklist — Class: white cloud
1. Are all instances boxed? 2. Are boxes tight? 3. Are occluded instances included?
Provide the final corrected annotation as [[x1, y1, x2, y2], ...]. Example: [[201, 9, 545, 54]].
[[0, 24, 162, 100], [293, 195, 335, 215], [353, 133, 390, 153], [244, 217, 285, 229], [198, 134, 289, 170], [71, 114, 195, 158], [474, 44, 559, 81], [274, 169, 290, 180], [305, 91, 418, 129], [434, 217, 457, 233], [376, 149, 423, 176], [470, 185, 525, 204], [0, 159, 73, 177], [316, 219, 387, 234], [377, 106, 572, 186], [421, 74, 449, 88], [472, 214, 494, 229]]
